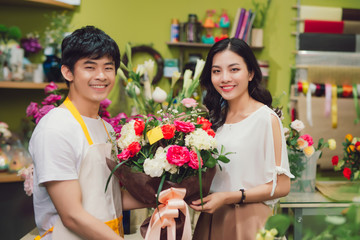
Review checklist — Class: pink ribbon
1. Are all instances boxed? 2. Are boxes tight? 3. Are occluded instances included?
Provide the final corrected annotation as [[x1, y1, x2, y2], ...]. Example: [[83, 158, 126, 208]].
[[145, 187, 192, 240]]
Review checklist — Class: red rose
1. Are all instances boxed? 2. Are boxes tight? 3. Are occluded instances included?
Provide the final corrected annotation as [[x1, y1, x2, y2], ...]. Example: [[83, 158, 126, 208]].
[[197, 117, 212, 130], [355, 141, 360, 151], [134, 119, 145, 136], [188, 150, 203, 170], [117, 149, 131, 161], [331, 156, 339, 166], [343, 167, 352, 180], [174, 120, 195, 133], [166, 145, 190, 166], [161, 124, 176, 139], [206, 129, 216, 137], [127, 142, 141, 157]]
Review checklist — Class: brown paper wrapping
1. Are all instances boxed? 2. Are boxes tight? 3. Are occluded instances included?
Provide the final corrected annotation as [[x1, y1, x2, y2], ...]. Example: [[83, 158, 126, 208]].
[[106, 158, 216, 205]]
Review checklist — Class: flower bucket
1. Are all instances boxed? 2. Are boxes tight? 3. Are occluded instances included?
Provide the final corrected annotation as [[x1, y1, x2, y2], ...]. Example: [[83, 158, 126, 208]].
[[290, 150, 322, 193]]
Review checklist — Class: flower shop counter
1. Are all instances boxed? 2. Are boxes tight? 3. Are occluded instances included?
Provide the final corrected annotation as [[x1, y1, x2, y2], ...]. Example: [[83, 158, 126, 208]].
[[280, 182, 356, 240]]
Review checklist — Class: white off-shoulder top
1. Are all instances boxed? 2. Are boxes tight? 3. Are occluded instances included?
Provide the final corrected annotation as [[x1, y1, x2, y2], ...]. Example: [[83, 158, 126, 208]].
[[210, 105, 294, 206]]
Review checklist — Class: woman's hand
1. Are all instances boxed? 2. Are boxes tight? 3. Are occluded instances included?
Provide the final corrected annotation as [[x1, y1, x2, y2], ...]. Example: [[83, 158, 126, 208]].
[[189, 192, 229, 214]]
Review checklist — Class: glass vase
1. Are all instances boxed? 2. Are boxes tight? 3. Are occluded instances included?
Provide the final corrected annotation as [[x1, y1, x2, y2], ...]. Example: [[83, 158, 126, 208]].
[[290, 150, 322, 193]]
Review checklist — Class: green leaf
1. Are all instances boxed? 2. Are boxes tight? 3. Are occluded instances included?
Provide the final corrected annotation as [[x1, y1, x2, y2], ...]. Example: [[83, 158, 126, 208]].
[[265, 214, 291, 237], [105, 160, 128, 192], [217, 155, 230, 163], [195, 148, 204, 207], [156, 174, 166, 209], [205, 156, 216, 168]]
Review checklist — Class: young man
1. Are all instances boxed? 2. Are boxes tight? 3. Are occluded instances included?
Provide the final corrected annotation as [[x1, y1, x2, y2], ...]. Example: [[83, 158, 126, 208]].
[[29, 26, 145, 240]]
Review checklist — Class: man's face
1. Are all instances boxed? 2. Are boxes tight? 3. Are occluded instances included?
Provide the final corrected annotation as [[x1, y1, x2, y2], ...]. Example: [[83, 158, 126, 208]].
[[67, 56, 116, 106]]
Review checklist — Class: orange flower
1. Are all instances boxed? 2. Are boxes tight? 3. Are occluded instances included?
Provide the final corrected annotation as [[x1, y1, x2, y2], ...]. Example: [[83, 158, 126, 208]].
[[303, 145, 315, 157], [347, 145, 355, 153], [297, 138, 308, 150], [345, 134, 353, 142]]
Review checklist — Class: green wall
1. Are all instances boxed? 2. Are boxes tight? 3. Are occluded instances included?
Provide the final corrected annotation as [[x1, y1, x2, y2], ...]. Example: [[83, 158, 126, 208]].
[[1, 0, 360, 133]]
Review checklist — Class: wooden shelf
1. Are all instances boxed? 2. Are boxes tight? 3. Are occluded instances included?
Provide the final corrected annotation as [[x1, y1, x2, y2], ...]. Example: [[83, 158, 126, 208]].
[[166, 41, 263, 50], [0, 172, 24, 183], [0, 81, 67, 89], [0, 0, 76, 10]]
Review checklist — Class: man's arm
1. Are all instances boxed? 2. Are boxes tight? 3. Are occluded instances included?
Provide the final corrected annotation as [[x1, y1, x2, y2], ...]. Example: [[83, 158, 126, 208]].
[[45, 180, 123, 240]]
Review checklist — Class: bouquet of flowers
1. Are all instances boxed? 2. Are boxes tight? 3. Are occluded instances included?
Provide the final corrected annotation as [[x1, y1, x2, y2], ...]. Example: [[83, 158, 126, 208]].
[[331, 134, 360, 181], [284, 119, 335, 179], [106, 43, 232, 238]]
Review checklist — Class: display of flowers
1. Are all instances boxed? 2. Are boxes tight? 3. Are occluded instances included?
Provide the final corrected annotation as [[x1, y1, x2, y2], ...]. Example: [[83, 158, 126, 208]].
[[331, 134, 360, 181], [285, 119, 335, 179], [20, 33, 42, 56], [118, 43, 205, 116], [0, 121, 12, 143]]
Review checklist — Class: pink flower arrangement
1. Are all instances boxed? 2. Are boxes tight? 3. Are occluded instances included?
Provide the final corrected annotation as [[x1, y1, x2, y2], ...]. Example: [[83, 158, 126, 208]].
[[166, 145, 190, 166]]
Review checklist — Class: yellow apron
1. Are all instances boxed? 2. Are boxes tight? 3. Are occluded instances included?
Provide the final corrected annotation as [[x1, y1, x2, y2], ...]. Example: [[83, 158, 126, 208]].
[[35, 97, 123, 239]]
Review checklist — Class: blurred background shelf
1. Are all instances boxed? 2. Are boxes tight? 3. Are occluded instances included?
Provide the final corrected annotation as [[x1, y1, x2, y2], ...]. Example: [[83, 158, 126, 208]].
[[0, 81, 67, 89]]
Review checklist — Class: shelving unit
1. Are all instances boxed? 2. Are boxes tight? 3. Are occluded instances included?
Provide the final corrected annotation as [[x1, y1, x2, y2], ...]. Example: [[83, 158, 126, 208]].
[[0, 0, 76, 9], [0, 81, 67, 89], [0, 172, 23, 183], [166, 41, 263, 72]]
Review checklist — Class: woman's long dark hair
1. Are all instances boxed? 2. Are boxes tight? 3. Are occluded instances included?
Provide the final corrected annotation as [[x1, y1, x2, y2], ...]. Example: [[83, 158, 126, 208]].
[[201, 38, 280, 131]]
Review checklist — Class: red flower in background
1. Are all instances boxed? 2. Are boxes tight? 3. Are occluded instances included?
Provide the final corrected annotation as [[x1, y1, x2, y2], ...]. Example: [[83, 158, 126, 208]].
[[174, 120, 195, 133], [206, 129, 216, 138], [343, 167, 352, 180], [331, 156, 339, 166]]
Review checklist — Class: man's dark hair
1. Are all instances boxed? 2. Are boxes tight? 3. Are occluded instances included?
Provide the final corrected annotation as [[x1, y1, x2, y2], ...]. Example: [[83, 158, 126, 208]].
[[61, 26, 120, 75]]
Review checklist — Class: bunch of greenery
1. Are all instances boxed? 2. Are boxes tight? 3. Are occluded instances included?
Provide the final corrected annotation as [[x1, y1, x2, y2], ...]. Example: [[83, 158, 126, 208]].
[[252, 0, 272, 28]]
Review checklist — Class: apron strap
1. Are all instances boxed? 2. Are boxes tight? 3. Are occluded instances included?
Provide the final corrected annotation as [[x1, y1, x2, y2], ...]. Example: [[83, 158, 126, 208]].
[[63, 97, 94, 145], [34, 227, 54, 240]]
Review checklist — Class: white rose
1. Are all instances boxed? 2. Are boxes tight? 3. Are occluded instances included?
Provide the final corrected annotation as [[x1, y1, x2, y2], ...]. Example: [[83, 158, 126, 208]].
[[290, 119, 305, 132]]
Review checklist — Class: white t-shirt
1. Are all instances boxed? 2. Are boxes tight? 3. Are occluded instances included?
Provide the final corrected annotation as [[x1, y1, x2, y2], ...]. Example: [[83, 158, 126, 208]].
[[29, 107, 116, 237], [210, 105, 294, 206]]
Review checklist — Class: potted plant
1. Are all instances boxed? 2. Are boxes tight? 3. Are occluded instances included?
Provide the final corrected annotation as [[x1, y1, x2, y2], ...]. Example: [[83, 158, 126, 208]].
[[251, 0, 271, 47]]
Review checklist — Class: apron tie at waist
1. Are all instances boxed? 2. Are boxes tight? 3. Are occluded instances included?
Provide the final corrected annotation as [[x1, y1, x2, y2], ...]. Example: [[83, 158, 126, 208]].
[[33, 216, 123, 240]]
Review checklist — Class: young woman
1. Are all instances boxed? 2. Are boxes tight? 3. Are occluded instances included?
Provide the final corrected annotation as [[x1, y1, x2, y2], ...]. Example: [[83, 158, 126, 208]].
[[190, 38, 294, 239]]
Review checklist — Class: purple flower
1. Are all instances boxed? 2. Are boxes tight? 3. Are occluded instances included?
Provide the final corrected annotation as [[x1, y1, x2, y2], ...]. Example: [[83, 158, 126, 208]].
[[100, 99, 112, 109], [35, 105, 55, 124], [41, 94, 62, 105], [21, 37, 42, 54], [26, 102, 39, 117], [44, 82, 58, 95]]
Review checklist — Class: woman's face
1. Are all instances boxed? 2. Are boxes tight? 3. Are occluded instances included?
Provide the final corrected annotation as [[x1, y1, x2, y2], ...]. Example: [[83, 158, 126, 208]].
[[211, 49, 253, 103]]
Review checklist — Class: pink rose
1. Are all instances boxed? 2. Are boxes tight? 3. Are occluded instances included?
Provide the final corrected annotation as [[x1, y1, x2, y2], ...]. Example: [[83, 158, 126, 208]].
[[41, 94, 62, 105], [44, 82, 58, 94], [100, 99, 112, 109], [300, 134, 314, 146], [35, 105, 55, 124], [174, 120, 195, 133], [117, 149, 131, 161], [188, 150, 203, 170], [181, 98, 198, 108], [26, 102, 39, 117], [166, 145, 190, 166]]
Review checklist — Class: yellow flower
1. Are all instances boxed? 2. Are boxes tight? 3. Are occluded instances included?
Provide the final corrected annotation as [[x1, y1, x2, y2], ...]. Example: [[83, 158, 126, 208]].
[[171, 71, 181, 88], [347, 145, 355, 153], [255, 233, 264, 240], [328, 138, 336, 150], [345, 134, 353, 142], [303, 145, 315, 157], [297, 138, 308, 150]]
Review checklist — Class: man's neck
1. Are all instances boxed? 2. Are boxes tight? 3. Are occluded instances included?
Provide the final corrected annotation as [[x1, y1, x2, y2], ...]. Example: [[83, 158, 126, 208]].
[[66, 95, 100, 119]]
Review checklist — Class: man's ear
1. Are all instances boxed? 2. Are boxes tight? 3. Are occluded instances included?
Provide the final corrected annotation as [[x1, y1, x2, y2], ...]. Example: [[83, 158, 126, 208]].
[[61, 65, 74, 82]]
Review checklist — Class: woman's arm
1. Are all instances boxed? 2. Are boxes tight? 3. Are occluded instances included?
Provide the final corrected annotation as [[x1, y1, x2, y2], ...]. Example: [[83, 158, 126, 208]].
[[45, 180, 123, 240], [121, 189, 154, 210], [190, 114, 290, 213]]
